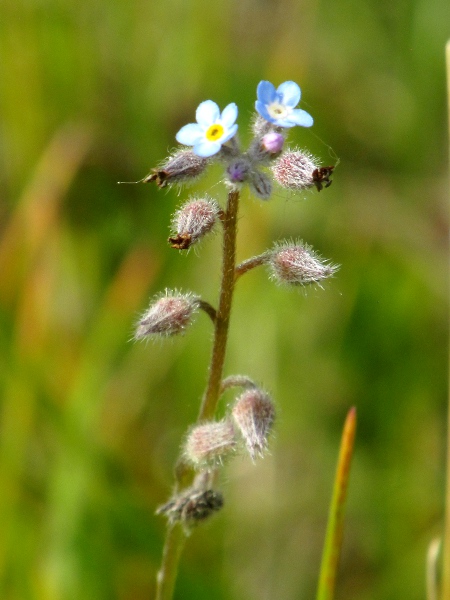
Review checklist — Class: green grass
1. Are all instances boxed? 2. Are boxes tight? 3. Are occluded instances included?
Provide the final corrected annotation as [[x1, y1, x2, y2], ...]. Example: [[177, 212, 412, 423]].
[[0, 0, 449, 598]]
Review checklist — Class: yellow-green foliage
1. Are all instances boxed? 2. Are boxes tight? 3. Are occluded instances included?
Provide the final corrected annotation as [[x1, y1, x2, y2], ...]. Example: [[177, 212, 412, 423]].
[[0, 0, 448, 598]]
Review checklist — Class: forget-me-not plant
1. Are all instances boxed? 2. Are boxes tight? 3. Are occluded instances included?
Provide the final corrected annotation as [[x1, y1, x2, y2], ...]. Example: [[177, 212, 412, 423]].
[[132, 80, 337, 600]]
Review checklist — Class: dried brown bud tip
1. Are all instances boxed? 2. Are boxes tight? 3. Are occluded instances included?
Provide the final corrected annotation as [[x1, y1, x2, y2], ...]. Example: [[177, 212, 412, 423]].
[[156, 488, 224, 525], [168, 233, 192, 250], [144, 149, 209, 188], [184, 420, 237, 467], [232, 388, 275, 460], [134, 290, 199, 339], [170, 197, 220, 250], [269, 242, 339, 286], [312, 166, 334, 191]]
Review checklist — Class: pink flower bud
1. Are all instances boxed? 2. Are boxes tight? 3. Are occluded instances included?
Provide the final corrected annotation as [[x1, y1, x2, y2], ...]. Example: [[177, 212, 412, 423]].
[[144, 149, 209, 188], [261, 132, 284, 154], [169, 197, 220, 250], [135, 290, 199, 339], [269, 242, 338, 286], [232, 388, 275, 460], [184, 420, 237, 467], [272, 150, 334, 191]]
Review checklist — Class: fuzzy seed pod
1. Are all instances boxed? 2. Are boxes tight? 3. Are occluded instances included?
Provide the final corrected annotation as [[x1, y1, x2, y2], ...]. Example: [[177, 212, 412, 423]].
[[144, 149, 209, 188], [134, 290, 199, 339], [269, 241, 338, 286], [169, 197, 220, 250], [232, 388, 275, 460], [184, 420, 237, 467], [272, 150, 334, 192], [156, 488, 224, 526]]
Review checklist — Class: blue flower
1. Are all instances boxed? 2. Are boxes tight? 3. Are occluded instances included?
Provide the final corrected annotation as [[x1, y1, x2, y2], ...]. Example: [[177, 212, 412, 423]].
[[176, 100, 238, 158], [255, 81, 313, 128]]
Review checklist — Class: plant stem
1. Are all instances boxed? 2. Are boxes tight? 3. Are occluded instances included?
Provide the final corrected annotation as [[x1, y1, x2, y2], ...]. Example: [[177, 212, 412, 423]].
[[155, 189, 240, 599], [155, 524, 186, 600], [441, 39, 450, 600], [199, 189, 240, 421]]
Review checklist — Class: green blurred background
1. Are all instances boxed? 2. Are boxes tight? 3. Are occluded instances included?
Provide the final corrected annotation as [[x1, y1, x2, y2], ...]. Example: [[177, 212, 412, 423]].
[[1, 0, 449, 598]]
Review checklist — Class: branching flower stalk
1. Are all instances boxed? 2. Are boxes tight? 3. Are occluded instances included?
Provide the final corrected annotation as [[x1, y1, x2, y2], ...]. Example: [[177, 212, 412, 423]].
[[132, 80, 339, 599]]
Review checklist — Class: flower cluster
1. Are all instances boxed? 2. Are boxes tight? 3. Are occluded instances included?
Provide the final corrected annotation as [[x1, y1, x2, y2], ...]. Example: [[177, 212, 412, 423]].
[[144, 79, 334, 199], [134, 79, 338, 534]]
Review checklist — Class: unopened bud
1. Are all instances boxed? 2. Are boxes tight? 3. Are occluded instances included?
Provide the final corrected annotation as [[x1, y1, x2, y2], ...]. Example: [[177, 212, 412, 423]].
[[249, 170, 272, 201], [184, 420, 237, 467], [135, 290, 199, 339], [272, 150, 334, 192], [169, 197, 220, 250], [156, 488, 224, 526], [226, 158, 251, 184], [144, 149, 209, 188], [261, 132, 284, 154], [232, 388, 275, 460], [269, 242, 338, 286]]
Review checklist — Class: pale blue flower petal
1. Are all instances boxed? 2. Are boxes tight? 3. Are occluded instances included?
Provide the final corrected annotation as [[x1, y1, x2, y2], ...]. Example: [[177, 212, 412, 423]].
[[220, 123, 238, 143], [194, 139, 222, 157], [255, 100, 272, 121], [176, 123, 204, 145], [257, 80, 277, 104], [221, 103, 238, 128], [196, 100, 220, 127], [277, 81, 301, 108], [285, 108, 314, 128]]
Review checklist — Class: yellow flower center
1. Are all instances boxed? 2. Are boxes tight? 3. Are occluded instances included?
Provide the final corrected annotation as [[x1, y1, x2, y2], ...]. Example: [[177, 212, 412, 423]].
[[268, 102, 289, 120], [206, 123, 224, 141]]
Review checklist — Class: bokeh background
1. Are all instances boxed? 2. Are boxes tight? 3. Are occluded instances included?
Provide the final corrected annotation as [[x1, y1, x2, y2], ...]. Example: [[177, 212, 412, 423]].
[[1, 0, 450, 598]]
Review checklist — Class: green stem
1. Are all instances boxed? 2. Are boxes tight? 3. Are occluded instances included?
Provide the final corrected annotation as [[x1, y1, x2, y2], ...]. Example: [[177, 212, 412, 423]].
[[441, 39, 450, 600], [155, 524, 186, 600], [155, 189, 240, 599], [316, 407, 357, 600]]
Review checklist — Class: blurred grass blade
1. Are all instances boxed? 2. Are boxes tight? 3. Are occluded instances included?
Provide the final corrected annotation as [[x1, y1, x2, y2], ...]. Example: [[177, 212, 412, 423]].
[[442, 39, 450, 600], [427, 538, 441, 600], [316, 407, 357, 600]]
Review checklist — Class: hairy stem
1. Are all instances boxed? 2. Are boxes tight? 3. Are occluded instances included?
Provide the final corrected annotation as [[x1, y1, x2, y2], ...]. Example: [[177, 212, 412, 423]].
[[199, 189, 240, 420], [155, 189, 240, 599], [235, 252, 269, 280]]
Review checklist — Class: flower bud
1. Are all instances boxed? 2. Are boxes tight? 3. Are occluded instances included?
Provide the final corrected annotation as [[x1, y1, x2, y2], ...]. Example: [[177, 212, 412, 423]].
[[261, 132, 284, 154], [269, 241, 338, 286], [156, 488, 224, 526], [184, 419, 237, 467], [249, 170, 272, 201], [226, 158, 251, 184], [232, 388, 275, 460], [272, 150, 334, 192], [144, 149, 209, 188], [134, 290, 199, 339], [169, 197, 220, 250]]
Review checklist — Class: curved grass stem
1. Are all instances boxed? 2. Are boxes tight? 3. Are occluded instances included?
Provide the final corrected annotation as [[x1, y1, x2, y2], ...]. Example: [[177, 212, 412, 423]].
[[316, 407, 357, 600], [441, 39, 450, 600]]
